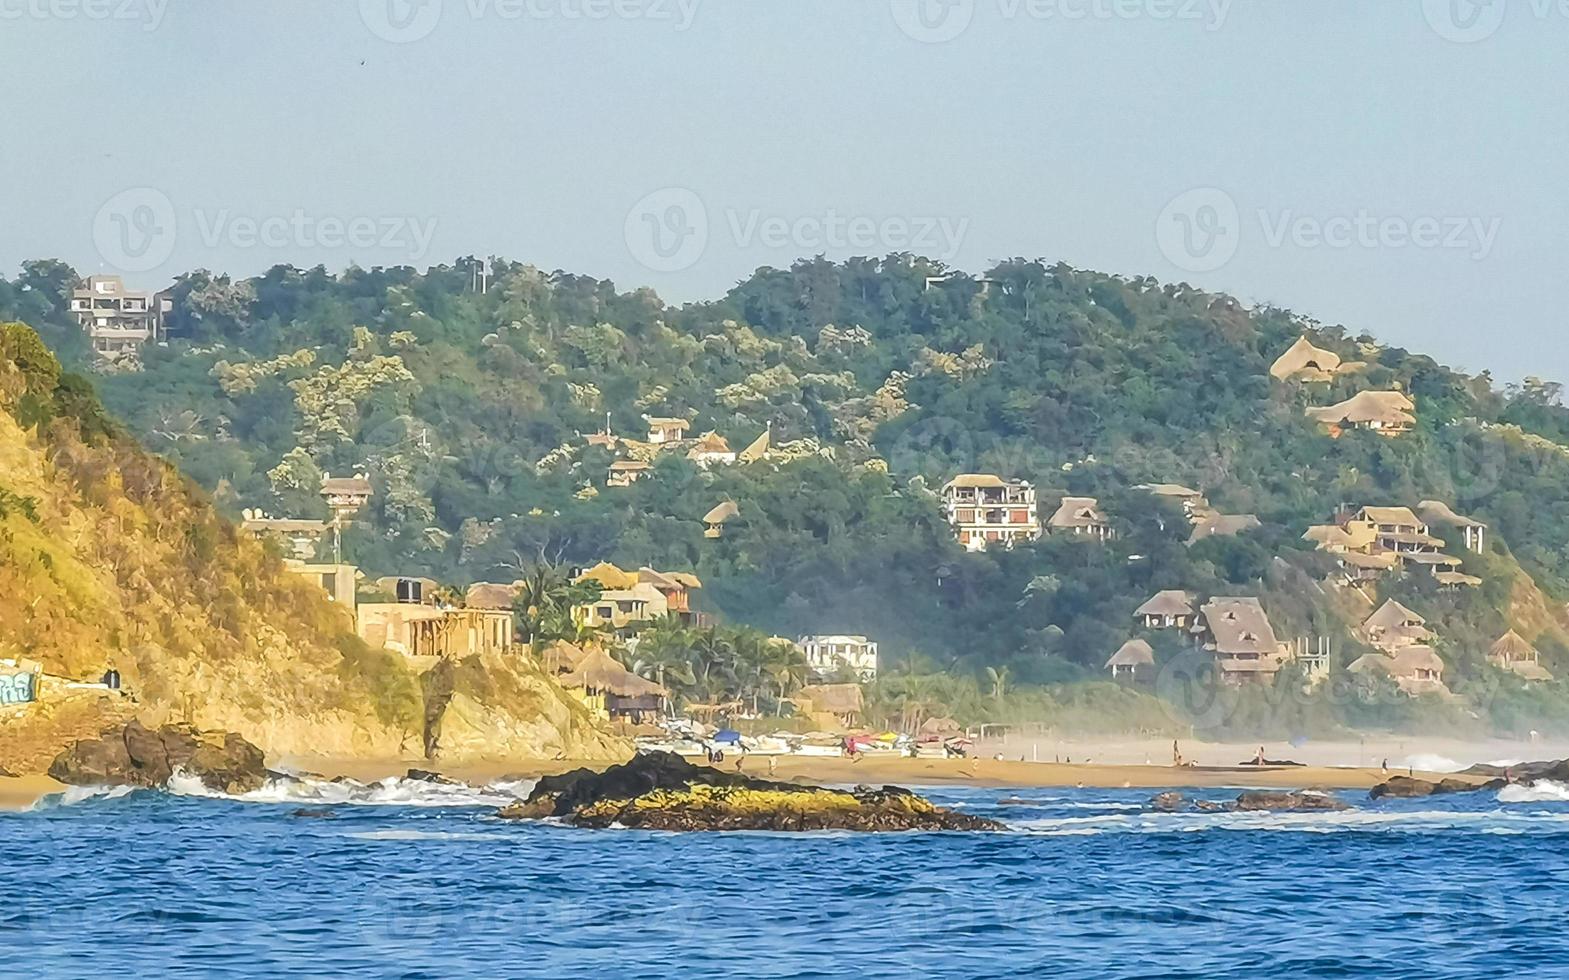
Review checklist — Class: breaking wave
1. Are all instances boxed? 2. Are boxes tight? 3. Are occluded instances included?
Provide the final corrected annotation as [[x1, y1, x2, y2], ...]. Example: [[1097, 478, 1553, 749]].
[[1498, 780, 1569, 803], [1009, 807, 1569, 837], [1399, 754, 1463, 773], [33, 784, 137, 809], [166, 770, 536, 808]]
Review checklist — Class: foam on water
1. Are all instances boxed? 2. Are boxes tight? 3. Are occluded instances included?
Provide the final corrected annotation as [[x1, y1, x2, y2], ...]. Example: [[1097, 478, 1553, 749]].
[[1400, 753, 1463, 773], [1498, 779, 1569, 803], [1009, 806, 1569, 836], [33, 784, 136, 809], [166, 769, 536, 808]]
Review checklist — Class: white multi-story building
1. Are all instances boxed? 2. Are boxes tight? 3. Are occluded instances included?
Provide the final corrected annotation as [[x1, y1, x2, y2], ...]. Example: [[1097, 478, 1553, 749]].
[[70, 275, 169, 359], [940, 475, 1040, 552], [799, 634, 878, 681]]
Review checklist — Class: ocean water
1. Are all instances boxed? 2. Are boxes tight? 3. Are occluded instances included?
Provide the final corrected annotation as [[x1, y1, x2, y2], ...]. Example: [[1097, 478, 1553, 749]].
[[5, 777, 1569, 979]]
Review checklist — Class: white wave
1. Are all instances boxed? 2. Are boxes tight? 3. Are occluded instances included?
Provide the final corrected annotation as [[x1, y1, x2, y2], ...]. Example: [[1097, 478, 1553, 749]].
[[166, 769, 536, 808], [1399, 754, 1463, 773], [33, 784, 136, 809], [1498, 779, 1569, 803]]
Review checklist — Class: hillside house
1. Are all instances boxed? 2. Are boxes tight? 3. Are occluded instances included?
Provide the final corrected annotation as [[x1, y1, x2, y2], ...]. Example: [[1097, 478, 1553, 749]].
[[703, 500, 739, 539], [1134, 590, 1196, 629], [572, 563, 704, 632], [799, 635, 879, 681], [1306, 390, 1415, 436], [320, 473, 373, 518], [70, 274, 170, 359], [1105, 638, 1155, 681], [1186, 513, 1261, 545], [1303, 506, 1478, 589], [559, 646, 666, 723], [1417, 499, 1487, 552], [607, 460, 651, 487], [644, 416, 691, 444], [794, 683, 864, 728], [1489, 630, 1553, 682], [687, 432, 736, 467], [941, 475, 1040, 552], [239, 511, 330, 561], [1195, 597, 1287, 684], [1047, 496, 1113, 541], [1135, 484, 1209, 522], [1359, 599, 1431, 652], [356, 576, 514, 660], [1349, 646, 1451, 698]]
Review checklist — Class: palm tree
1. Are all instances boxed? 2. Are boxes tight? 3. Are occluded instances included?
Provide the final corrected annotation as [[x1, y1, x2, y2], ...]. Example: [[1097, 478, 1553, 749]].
[[513, 563, 601, 648], [985, 665, 1011, 701]]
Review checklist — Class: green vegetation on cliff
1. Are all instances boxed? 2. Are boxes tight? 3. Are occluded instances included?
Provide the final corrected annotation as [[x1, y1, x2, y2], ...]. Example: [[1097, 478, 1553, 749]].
[[8, 255, 1569, 736]]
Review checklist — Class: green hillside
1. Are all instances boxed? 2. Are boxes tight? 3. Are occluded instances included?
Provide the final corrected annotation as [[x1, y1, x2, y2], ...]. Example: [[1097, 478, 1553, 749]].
[[8, 255, 1569, 737]]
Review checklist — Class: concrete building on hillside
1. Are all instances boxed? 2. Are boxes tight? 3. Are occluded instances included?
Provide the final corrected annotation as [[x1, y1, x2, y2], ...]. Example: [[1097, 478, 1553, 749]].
[[70, 275, 170, 359], [940, 475, 1040, 552], [799, 635, 878, 681]]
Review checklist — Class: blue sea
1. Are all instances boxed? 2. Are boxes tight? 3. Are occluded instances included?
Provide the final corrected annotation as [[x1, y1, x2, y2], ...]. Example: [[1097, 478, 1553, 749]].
[[5, 776, 1569, 979]]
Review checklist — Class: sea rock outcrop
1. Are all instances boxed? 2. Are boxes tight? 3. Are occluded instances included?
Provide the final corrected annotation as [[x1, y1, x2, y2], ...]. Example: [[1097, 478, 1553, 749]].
[[1369, 775, 1504, 799], [1149, 790, 1349, 812], [48, 720, 268, 794], [498, 752, 1003, 832]]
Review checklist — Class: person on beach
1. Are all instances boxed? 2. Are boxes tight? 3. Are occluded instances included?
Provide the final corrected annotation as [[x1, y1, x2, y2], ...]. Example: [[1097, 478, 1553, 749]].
[[1172, 740, 1183, 767], [767, 756, 777, 777]]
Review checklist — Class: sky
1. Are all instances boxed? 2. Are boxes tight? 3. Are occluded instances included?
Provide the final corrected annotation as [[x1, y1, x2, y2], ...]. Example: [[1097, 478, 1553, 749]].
[[1, 0, 1565, 382]]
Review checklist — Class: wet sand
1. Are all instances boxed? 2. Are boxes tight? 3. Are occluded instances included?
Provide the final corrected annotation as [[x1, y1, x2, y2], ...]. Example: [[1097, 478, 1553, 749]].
[[0, 775, 65, 811]]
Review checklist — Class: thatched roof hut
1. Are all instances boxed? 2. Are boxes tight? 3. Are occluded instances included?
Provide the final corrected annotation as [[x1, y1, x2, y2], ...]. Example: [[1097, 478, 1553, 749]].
[[560, 647, 666, 698]]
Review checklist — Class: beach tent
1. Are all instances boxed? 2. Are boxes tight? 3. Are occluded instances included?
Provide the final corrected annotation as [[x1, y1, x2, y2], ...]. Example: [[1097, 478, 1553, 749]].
[[713, 729, 742, 744]]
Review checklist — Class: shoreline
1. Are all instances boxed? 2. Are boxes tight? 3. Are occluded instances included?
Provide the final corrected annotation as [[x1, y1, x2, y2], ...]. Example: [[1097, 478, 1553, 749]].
[[0, 753, 1506, 813]]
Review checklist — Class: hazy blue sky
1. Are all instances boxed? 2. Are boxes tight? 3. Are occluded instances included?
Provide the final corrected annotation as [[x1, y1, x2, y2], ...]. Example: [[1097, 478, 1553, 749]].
[[2, 0, 1564, 381]]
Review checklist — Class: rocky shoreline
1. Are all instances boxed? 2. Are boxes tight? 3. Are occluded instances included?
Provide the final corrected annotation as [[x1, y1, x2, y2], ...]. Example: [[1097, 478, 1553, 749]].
[[497, 752, 1003, 832]]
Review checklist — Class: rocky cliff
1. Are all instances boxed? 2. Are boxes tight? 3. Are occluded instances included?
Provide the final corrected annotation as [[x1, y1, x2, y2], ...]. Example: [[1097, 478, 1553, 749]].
[[0, 323, 626, 772]]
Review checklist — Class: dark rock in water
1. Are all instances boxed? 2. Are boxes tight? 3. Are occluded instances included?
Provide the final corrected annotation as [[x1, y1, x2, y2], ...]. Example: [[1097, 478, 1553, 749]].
[[1194, 800, 1223, 812], [290, 808, 336, 819], [405, 768, 456, 784], [1369, 775, 1505, 799], [504, 752, 1002, 832], [48, 720, 267, 795], [1150, 792, 1184, 812], [1230, 791, 1348, 812], [1461, 758, 1567, 781]]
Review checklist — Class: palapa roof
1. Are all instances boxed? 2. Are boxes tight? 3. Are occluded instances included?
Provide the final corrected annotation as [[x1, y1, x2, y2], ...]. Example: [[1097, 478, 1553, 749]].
[[1363, 599, 1425, 633], [1105, 638, 1155, 669], [1303, 522, 1377, 551], [1270, 335, 1343, 382], [703, 500, 740, 525], [1135, 590, 1195, 617], [608, 460, 651, 471], [797, 683, 865, 716], [738, 428, 771, 462], [1357, 506, 1424, 527], [1136, 483, 1204, 500], [576, 561, 641, 590], [919, 716, 964, 736], [687, 431, 733, 455], [1336, 551, 1399, 570], [1389, 645, 1444, 677], [1187, 513, 1261, 545], [1490, 630, 1537, 663], [465, 582, 519, 610], [1048, 496, 1109, 529], [561, 647, 667, 697], [644, 416, 690, 430], [1400, 552, 1462, 567], [320, 473, 373, 496], [541, 640, 590, 672], [946, 473, 1009, 490], [1417, 499, 1485, 528], [1199, 597, 1280, 657], [637, 566, 701, 591], [1307, 390, 1415, 427], [1433, 571, 1483, 587]]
